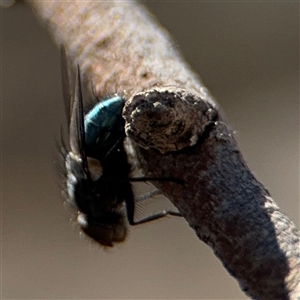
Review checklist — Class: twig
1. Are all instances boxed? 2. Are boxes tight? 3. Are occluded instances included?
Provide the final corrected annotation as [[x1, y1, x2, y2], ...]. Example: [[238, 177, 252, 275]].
[[26, 1, 300, 299]]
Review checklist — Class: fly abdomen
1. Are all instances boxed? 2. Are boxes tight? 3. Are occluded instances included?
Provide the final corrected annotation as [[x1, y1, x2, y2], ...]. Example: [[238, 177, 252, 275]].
[[84, 96, 124, 150]]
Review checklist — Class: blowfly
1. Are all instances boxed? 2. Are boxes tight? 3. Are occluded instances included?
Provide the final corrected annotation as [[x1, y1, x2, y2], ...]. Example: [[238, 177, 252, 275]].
[[60, 53, 181, 247]]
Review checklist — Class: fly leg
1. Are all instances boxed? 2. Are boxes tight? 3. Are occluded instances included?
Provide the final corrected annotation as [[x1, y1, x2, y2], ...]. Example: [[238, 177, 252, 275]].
[[124, 184, 182, 226], [134, 189, 162, 203], [130, 209, 182, 225]]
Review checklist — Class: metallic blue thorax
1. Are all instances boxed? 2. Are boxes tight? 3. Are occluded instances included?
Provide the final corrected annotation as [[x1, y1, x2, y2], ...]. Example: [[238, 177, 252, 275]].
[[84, 96, 125, 151]]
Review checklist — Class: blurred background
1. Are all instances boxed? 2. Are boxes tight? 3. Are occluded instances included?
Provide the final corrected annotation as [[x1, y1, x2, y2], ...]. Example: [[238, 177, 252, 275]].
[[2, 1, 299, 299]]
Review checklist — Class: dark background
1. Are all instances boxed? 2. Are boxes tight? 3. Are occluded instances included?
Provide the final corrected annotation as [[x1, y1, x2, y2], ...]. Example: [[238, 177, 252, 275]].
[[2, 1, 299, 299]]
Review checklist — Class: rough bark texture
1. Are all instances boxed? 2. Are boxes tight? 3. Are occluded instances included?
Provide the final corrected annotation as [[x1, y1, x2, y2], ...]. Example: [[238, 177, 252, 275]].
[[26, 1, 300, 299]]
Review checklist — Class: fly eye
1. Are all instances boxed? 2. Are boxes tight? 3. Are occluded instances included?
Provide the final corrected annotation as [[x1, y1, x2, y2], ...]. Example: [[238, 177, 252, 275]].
[[87, 157, 103, 181], [76, 212, 127, 247]]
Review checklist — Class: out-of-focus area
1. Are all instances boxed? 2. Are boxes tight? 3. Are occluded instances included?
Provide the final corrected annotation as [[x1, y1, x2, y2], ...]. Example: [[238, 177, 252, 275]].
[[2, 2, 299, 299]]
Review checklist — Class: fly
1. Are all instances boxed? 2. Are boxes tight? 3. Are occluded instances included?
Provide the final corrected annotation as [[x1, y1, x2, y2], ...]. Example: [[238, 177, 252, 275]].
[[60, 50, 182, 247]]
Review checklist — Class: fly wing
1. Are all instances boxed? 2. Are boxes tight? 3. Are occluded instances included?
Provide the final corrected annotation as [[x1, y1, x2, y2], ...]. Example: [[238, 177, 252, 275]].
[[69, 65, 89, 175], [60, 45, 72, 124]]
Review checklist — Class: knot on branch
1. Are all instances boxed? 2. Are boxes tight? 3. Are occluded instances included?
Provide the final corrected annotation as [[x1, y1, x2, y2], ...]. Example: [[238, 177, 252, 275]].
[[123, 87, 218, 153]]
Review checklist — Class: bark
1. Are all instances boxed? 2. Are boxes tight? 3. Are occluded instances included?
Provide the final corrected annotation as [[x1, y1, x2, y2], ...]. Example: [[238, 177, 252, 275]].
[[26, 1, 300, 299]]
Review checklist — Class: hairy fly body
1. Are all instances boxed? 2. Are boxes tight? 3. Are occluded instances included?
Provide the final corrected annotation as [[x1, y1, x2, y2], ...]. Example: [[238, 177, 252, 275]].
[[63, 65, 135, 247], [60, 52, 182, 247]]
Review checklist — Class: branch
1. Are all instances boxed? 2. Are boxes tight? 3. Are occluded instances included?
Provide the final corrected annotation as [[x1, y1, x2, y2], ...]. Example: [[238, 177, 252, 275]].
[[26, 1, 300, 299]]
